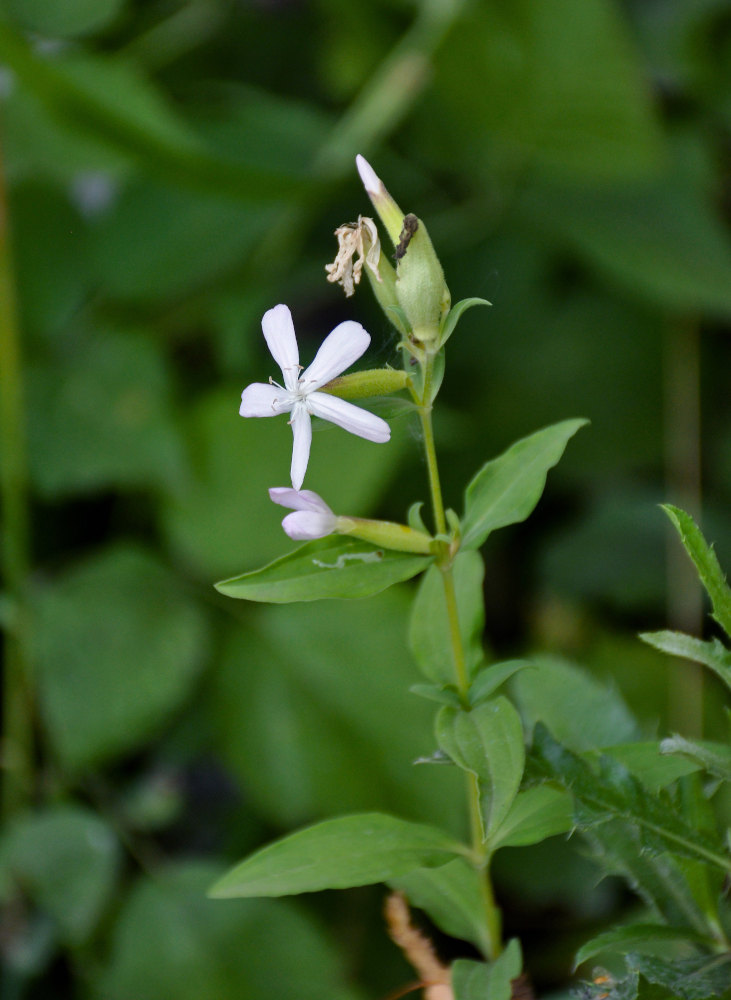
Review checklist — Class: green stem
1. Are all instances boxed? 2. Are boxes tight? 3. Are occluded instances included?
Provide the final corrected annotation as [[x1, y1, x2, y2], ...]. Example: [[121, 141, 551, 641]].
[[416, 350, 502, 961], [0, 137, 33, 820]]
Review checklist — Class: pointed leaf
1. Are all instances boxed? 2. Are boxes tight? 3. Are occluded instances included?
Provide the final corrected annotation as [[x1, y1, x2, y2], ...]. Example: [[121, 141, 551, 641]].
[[574, 924, 712, 968], [452, 940, 522, 1000], [209, 814, 464, 898], [438, 297, 491, 348], [660, 736, 731, 784], [437, 698, 525, 842], [462, 420, 587, 550], [469, 660, 533, 706], [216, 536, 431, 603], [662, 505, 731, 639], [531, 727, 731, 875], [640, 630, 731, 691], [489, 785, 573, 850], [390, 858, 492, 957]]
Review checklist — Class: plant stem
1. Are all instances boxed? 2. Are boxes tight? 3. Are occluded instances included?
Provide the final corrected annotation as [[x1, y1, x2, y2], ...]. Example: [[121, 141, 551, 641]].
[[0, 137, 33, 820], [417, 349, 502, 961]]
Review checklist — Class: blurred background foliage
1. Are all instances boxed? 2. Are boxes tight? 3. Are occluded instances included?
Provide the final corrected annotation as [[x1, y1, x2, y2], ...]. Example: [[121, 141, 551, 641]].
[[0, 0, 730, 996]]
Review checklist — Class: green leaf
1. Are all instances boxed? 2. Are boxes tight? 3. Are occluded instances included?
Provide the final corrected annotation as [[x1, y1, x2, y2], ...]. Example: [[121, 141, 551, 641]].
[[489, 785, 573, 850], [1, 0, 125, 37], [27, 327, 185, 498], [574, 924, 712, 967], [640, 631, 731, 690], [0, 806, 120, 945], [436, 698, 525, 842], [389, 858, 492, 957], [102, 863, 363, 1000], [462, 419, 587, 550], [438, 297, 491, 348], [209, 814, 464, 898], [212, 589, 464, 830], [469, 660, 533, 706], [586, 742, 702, 792], [33, 545, 210, 771], [660, 736, 731, 783], [0, 27, 305, 202], [531, 727, 731, 875], [662, 505, 731, 638], [512, 655, 639, 752], [409, 551, 485, 683], [631, 953, 731, 1000], [452, 940, 522, 1000], [216, 535, 430, 603]]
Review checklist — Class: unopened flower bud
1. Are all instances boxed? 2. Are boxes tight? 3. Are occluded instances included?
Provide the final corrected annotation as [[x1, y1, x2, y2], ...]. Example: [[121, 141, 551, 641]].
[[320, 367, 409, 400], [336, 517, 433, 555]]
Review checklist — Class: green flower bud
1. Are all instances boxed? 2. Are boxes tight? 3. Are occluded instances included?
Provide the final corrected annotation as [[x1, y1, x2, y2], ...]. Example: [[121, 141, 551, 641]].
[[336, 517, 434, 555], [320, 367, 409, 400]]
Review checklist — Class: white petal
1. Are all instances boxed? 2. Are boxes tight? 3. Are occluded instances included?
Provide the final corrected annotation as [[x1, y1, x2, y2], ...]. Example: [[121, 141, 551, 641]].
[[281, 510, 337, 541], [262, 304, 300, 392], [269, 487, 333, 515], [356, 154, 381, 196], [240, 382, 291, 417], [289, 405, 312, 490], [301, 321, 371, 390], [308, 392, 390, 442]]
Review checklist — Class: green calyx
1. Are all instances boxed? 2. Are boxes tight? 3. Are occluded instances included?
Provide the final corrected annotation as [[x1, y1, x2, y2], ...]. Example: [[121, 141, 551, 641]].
[[320, 367, 410, 400], [336, 517, 434, 555], [394, 215, 450, 349]]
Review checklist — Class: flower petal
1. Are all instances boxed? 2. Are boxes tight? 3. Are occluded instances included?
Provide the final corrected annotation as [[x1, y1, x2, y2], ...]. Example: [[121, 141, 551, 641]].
[[269, 487, 333, 515], [262, 304, 300, 392], [289, 405, 312, 490], [240, 382, 291, 417], [300, 321, 370, 390], [308, 392, 390, 442], [355, 154, 381, 196], [281, 510, 337, 541]]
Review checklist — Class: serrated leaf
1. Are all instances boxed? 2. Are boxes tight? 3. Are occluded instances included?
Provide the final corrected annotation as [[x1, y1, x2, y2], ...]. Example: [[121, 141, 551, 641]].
[[209, 814, 464, 898], [660, 736, 731, 784], [574, 924, 711, 968], [216, 536, 431, 603], [452, 940, 522, 1000], [438, 297, 491, 348], [462, 419, 587, 550], [640, 630, 731, 691], [531, 727, 731, 875], [662, 505, 731, 639], [630, 952, 731, 1000], [489, 785, 573, 850], [409, 551, 485, 684], [585, 742, 701, 792], [436, 698, 525, 842], [389, 858, 492, 957]]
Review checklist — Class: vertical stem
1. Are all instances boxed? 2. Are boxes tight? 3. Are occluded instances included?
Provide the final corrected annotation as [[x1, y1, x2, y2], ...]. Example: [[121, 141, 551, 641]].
[[417, 350, 502, 960], [0, 136, 33, 819]]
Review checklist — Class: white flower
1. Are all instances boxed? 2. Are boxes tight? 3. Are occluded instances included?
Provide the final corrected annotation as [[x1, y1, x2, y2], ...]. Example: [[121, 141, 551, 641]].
[[269, 487, 337, 540], [240, 305, 390, 490]]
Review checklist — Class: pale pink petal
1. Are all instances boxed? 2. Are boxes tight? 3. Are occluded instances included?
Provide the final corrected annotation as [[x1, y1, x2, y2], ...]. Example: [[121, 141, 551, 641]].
[[240, 382, 291, 417], [300, 321, 370, 390], [356, 154, 381, 196], [308, 392, 390, 442], [289, 405, 312, 490], [282, 510, 337, 540], [262, 304, 300, 392], [269, 487, 333, 515]]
